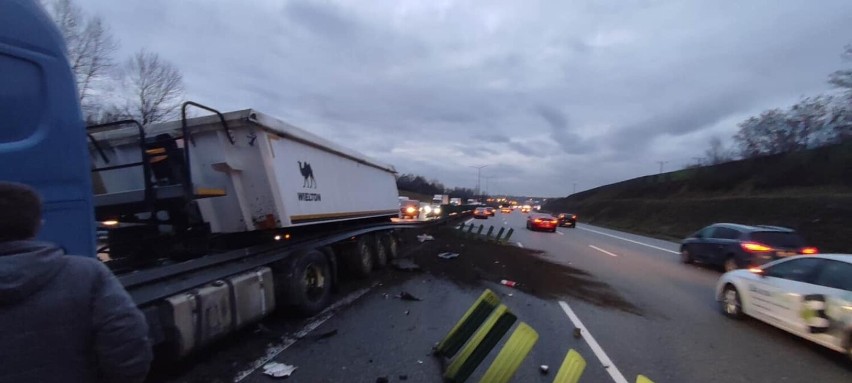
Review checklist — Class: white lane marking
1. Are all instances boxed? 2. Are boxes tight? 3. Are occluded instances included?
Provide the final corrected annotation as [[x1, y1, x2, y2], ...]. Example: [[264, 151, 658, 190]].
[[579, 226, 679, 254], [589, 245, 618, 257], [516, 242, 524, 248], [558, 301, 628, 383], [556, 231, 564, 235], [233, 285, 375, 382], [464, 218, 473, 225]]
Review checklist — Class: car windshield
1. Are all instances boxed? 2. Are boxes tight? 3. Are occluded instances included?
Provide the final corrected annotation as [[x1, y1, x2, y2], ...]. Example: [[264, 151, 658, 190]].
[[750, 231, 806, 248]]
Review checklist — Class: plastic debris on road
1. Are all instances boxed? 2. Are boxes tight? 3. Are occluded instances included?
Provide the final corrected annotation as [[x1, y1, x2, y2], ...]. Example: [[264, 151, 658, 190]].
[[540, 365, 549, 375], [376, 376, 389, 383], [573, 327, 582, 338], [416, 234, 435, 242], [437, 252, 459, 259], [500, 279, 518, 287], [391, 259, 421, 272], [263, 362, 297, 378], [397, 291, 422, 301]]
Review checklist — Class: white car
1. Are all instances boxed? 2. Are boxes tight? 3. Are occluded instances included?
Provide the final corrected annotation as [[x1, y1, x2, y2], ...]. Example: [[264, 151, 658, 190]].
[[716, 254, 852, 360]]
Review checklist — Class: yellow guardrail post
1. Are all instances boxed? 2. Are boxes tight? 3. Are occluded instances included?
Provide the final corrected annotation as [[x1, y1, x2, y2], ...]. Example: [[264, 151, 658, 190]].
[[478, 322, 539, 383], [552, 349, 586, 383], [444, 304, 516, 383], [435, 289, 501, 358]]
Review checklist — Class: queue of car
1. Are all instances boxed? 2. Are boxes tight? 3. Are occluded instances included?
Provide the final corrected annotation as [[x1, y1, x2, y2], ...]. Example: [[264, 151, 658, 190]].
[[675, 222, 852, 360]]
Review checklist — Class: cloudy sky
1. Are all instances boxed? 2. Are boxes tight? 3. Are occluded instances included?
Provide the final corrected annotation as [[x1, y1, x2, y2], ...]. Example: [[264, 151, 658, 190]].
[[75, 0, 852, 197]]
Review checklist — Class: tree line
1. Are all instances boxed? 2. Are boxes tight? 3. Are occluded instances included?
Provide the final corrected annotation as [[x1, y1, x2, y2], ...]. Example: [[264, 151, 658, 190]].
[[42, 0, 185, 126], [690, 44, 852, 167], [395, 173, 478, 200]]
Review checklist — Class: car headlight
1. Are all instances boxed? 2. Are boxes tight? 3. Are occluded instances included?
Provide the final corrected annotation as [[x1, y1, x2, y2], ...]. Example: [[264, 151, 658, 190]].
[[405, 207, 415, 213], [434, 207, 441, 214], [423, 206, 432, 214]]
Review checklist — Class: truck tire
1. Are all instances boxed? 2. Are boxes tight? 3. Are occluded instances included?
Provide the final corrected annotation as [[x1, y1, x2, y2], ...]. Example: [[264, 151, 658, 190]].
[[345, 236, 374, 278], [382, 232, 400, 260], [287, 249, 332, 316], [373, 234, 388, 269]]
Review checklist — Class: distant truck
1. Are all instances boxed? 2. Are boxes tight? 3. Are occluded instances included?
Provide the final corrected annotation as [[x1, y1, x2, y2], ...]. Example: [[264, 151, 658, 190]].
[[433, 194, 449, 205], [450, 197, 462, 206]]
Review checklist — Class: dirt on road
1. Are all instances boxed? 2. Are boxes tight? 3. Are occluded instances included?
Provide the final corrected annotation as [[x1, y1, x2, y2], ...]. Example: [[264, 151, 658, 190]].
[[401, 225, 642, 315]]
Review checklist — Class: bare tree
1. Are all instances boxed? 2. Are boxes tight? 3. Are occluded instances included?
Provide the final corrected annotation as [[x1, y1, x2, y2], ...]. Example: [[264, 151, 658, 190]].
[[703, 136, 732, 165], [41, 0, 117, 115], [121, 50, 185, 126], [829, 44, 852, 98]]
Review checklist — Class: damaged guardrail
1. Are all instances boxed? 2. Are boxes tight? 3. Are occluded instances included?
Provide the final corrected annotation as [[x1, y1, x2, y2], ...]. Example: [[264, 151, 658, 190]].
[[433, 289, 655, 383], [455, 223, 514, 244]]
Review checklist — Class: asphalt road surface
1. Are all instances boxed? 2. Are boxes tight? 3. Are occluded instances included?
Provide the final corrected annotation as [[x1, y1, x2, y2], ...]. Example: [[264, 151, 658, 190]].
[[160, 211, 851, 382], [492, 210, 851, 382]]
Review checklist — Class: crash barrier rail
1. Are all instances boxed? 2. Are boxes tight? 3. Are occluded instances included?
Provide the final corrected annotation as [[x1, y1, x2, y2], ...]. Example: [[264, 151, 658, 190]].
[[455, 223, 514, 244], [434, 289, 655, 383]]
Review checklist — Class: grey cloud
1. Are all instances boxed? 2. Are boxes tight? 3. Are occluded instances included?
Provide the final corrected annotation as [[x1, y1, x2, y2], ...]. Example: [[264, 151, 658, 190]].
[[74, 0, 852, 196]]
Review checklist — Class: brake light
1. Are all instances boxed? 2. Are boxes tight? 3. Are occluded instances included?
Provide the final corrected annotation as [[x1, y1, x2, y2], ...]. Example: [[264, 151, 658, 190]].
[[800, 247, 818, 255], [551, 219, 558, 224], [741, 242, 773, 252], [533, 218, 542, 223], [405, 207, 415, 213], [572, 215, 576, 219]]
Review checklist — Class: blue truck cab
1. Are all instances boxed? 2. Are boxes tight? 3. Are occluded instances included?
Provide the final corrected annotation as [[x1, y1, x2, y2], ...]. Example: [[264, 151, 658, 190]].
[[0, 0, 95, 257]]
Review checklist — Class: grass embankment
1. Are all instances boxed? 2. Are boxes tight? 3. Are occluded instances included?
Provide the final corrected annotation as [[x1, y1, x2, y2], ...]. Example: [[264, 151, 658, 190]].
[[546, 142, 852, 252]]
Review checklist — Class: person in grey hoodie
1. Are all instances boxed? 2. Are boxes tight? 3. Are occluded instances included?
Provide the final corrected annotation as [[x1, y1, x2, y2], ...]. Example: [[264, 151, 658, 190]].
[[0, 182, 152, 382]]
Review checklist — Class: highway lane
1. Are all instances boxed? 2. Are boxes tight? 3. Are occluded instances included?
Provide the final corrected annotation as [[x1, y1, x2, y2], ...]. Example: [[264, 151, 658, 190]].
[[487, 210, 851, 382]]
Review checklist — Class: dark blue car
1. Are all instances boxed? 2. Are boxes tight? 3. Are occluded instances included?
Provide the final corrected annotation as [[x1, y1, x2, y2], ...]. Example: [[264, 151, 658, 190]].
[[680, 223, 818, 272]]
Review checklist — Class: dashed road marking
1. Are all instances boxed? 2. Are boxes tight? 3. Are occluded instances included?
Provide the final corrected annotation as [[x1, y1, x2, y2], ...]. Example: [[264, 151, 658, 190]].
[[589, 245, 618, 257], [464, 219, 474, 225], [558, 301, 628, 383], [234, 285, 375, 382], [578, 227, 679, 254], [556, 231, 564, 235]]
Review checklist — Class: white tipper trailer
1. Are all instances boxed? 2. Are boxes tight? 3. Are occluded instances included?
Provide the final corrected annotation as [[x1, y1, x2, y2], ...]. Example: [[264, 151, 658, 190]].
[[91, 109, 400, 232], [85, 106, 414, 358]]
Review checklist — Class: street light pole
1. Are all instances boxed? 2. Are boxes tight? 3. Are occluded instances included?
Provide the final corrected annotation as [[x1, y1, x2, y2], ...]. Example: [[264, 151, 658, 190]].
[[469, 165, 488, 196]]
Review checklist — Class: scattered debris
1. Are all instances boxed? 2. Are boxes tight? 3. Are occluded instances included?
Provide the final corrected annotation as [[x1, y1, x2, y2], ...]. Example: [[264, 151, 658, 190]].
[[540, 365, 549, 375], [500, 279, 518, 287], [405, 310, 410, 315], [391, 259, 421, 272], [416, 234, 435, 242], [417, 360, 424, 364], [376, 376, 389, 383], [399, 374, 408, 381], [437, 252, 459, 259], [397, 291, 422, 301], [262, 362, 297, 378], [316, 329, 338, 340], [507, 293, 513, 297], [573, 327, 582, 338]]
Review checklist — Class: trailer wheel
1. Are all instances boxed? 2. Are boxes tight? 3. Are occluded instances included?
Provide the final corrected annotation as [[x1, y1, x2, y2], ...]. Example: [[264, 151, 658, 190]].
[[373, 234, 388, 269], [345, 236, 374, 278], [382, 233, 400, 260], [287, 249, 332, 315]]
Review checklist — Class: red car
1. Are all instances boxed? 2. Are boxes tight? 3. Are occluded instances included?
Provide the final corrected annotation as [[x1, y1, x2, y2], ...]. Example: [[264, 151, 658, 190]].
[[526, 212, 558, 232], [473, 207, 490, 219]]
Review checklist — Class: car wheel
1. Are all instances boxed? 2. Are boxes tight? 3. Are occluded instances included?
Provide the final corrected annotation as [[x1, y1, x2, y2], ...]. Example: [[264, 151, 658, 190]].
[[723, 257, 738, 272], [550, 228, 557, 233], [680, 247, 694, 264], [721, 284, 744, 319]]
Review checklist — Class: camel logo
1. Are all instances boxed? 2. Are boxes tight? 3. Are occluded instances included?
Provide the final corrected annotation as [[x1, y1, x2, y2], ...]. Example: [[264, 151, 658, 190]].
[[298, 161, 317, 189]]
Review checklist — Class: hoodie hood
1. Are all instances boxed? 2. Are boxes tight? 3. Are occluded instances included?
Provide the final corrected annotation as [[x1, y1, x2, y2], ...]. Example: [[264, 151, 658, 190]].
[[0, 240, 67, 305]]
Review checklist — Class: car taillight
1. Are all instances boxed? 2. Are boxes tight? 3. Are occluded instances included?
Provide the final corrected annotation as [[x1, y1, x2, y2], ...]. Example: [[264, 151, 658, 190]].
[[405, 207, 415, 213], [800, 247, 818, 255], [533, 218, 542, 223], [741, 242, 773, 252], [571, 215, 576, 219]]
